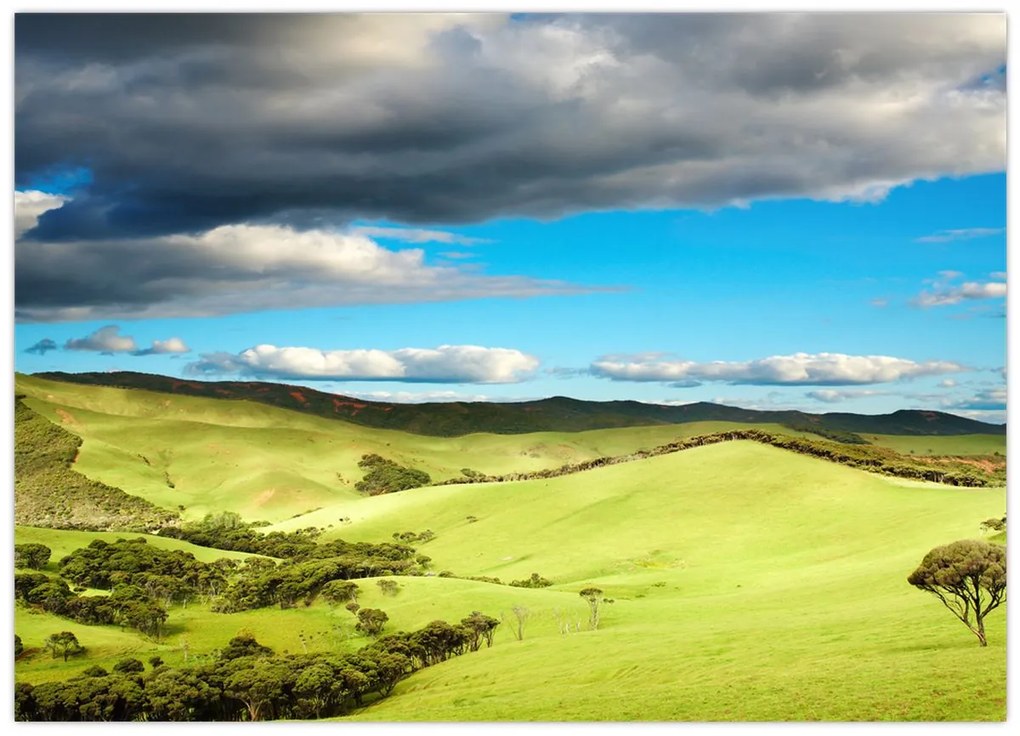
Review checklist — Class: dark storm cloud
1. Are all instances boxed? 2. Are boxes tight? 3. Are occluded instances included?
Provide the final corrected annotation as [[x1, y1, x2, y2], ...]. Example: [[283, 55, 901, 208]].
[[15, 13, 1005, 240], [13, 199, 599, 321]]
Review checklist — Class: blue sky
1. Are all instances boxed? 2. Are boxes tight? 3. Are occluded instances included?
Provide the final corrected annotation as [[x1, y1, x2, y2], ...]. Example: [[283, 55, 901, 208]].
[[12, 13, 1007, 423]]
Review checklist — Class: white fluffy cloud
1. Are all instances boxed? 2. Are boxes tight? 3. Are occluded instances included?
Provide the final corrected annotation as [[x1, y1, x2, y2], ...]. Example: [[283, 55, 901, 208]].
[[14, 190, 67, 239], [15, 208, 592, 321], [188, 344, 540, 384], [590, 352, 966, 386], [913, 272, 1007, 307], [62, 325, 190, 356], [64, 325, 137, 353], [133, 337, 191, 356]]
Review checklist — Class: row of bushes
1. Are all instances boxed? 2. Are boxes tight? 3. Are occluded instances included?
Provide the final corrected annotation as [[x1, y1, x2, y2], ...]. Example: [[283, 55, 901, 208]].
[[16, 615, 499, 722]]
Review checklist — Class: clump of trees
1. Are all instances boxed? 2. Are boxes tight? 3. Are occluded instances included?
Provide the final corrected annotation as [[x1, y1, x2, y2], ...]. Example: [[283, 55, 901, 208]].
[[980, 515, 1006, 533], [16, 614, 500, 721], [907, 539, 1006, 646], [392, 530, 436, 544], [211, 543, 425, 613], [509, 572, 553, 589], [355, 454, 431, 495], [15, 543, 51, 570], [44, 631, 84, 662], [354, 608, 389, 637]]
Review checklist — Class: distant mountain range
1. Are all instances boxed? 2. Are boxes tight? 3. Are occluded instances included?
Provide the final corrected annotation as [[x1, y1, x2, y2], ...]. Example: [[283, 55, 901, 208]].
[[34, 371, 1006, 438]]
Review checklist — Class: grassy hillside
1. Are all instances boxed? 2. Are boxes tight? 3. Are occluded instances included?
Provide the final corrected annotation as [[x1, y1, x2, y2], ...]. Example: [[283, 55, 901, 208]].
[[13, 374, 1007, 720], [16, 373, 817, 523], [14, 395, 178, 531], [863, 433, 1007, 456], [35, 370, 1006, 437], [16, 442, 1005, 719]]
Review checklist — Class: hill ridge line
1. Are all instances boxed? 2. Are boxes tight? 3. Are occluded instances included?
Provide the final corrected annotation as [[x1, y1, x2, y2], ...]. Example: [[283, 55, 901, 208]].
[[432, 429, 998, 488], [28, 371, 1007, 437]]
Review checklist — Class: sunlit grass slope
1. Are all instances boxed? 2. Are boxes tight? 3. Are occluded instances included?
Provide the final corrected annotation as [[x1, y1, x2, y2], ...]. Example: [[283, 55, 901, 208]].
[[15, 441, 1005, 719], [17, 373, 809, 523], [267, 442, 1003, 722]]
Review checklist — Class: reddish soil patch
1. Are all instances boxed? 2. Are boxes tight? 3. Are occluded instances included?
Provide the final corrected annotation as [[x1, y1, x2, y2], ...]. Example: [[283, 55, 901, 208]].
[[332, 398, 368, 415], [290, 390, 308, 405]]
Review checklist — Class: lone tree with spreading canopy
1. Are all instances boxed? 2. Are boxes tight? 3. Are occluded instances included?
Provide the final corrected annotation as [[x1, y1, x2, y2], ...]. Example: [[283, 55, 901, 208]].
[[907, 539, 1006, 647]]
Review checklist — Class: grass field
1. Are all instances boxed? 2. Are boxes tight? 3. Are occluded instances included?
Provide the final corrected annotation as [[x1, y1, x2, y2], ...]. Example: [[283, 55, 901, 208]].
[[862, 433, 1007, 456], [17, 373, 821, 523], [15, 437, 1006, 720]]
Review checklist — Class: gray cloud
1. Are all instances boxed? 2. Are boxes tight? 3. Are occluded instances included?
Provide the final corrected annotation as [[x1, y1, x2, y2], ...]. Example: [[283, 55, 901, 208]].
[[945, 387, 1006, 411], [591, 352, 966, 386], [25, 338, 58, 355], [187, 343, 540, 383], [14, 203, 596, 320], [62, 324, 190, 355], [15, 13, 1005, 240]]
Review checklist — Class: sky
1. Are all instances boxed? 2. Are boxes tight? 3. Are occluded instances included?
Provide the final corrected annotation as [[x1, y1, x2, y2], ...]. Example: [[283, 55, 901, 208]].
[[10, 11, 1008, 424]]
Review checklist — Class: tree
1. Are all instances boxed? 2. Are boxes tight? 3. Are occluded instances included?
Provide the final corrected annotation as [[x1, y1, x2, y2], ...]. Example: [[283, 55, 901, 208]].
[[377, 579, 400, 597], [907, 539, 1006, 646], [460, 611, 500, 650], [15, 543, 51, 570], [321, 580, 359, 607], [503, 605, 529, 641], [355, 608, 389, 637], [44, 631, 84, 661], [14, 634, 24, 658], [579, 587, 611, 630], [113, 657, 145, 674], [980, 515, 1006, 533]]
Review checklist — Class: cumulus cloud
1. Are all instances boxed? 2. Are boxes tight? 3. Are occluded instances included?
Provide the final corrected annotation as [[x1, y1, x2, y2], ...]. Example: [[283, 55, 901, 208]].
[[915, 227, 1005, 243], [590, 352, 966, 386], [14, 190, 67, 239], [25, 338, 58, 355], [187, 344, 540, 383], [938, 379, 958, 388], [913, 272, 1006, 307], [132, 337, 191, 357], [14, 207, 593, 321], [64, 325, 138, 353], [62, 324, 190, 356], [14, 14, 1005, 239]]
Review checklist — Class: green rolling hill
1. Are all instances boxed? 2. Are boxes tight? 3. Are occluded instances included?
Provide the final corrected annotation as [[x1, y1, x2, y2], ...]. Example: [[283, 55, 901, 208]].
[[12, 372, 1007, 721], [34, 371, 1006, 437]]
